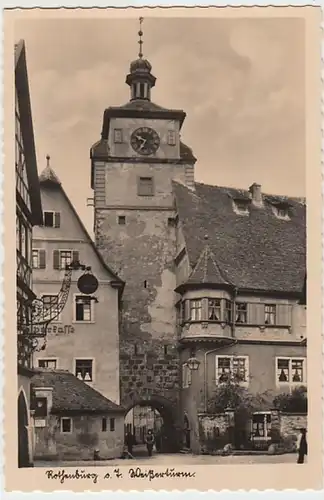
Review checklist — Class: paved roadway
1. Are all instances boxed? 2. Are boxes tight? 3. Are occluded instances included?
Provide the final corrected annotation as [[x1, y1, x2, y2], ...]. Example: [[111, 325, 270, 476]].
[[35, 450, 301, 468]]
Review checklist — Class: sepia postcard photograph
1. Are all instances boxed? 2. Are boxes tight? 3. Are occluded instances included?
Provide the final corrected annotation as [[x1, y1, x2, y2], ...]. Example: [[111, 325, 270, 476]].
[[2, 5, 323, 492]]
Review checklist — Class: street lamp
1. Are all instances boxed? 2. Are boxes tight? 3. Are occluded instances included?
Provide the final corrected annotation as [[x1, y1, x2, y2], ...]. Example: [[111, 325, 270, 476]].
[[186, 352, 201, 455], [187, 356, 200, 372]]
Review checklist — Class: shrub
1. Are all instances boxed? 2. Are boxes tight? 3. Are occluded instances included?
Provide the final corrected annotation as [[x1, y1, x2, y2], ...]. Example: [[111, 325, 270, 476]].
[[273, 386, 307, 413]]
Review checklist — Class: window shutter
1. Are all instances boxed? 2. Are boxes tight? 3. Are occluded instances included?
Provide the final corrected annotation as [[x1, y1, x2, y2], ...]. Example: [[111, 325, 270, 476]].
[[39, 249, 46, 269], [277, 304, 290, 326], [256, 303, 265, 325], [54, 212, 61, 228], [53, 250, 60, 269], [72, 250, 79, 264], [248, 303, 257, 324]]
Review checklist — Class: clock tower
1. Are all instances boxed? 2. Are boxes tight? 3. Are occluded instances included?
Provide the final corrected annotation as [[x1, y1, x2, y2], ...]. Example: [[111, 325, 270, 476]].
[[90, 19, 196, 449]]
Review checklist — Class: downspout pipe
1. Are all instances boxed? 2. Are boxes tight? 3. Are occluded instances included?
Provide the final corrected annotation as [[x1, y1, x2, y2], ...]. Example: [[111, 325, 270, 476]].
[[203, 286, 239, 413]]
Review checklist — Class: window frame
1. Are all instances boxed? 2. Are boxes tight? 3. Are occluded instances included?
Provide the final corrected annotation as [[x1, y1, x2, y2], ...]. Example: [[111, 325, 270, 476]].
[[235, 302, 248, 324], [118, 215, 126, 225], [207, 298, 222, 321], [110, 417, 115, 432], [43, 210, 60, 228], [60, 417, 73, 434], [102, 417, 107, 432], [113, 128, 123, 144], [37, 357, 58, 370], [182, 363, 192, 389], [74, 357, 95, 382], [215, 355, 250, 387], [137, 176, 155, 197], [41, 293, 61, 323], [275, 357, 306, 387], [167, 130, 176, 146], [58, 249, 73, 270], [73, 293, 95, 323], [264, 304, 277, 325], [189, 299, 203, 321]]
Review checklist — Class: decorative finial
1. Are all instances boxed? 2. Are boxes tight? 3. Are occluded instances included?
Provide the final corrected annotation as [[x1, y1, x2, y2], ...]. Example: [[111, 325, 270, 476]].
[[46, 155, 50, 167], [138, 17, 144, 59]]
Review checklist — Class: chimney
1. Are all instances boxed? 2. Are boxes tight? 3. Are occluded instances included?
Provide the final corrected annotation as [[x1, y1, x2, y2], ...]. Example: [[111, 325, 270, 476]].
[[249, 183, 263, 207]]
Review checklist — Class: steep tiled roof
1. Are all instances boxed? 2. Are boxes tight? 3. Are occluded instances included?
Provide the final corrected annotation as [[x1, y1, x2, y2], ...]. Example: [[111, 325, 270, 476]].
[[38, 163, 125, 294], [32, 370, 125, 414], [186, 243, 232, 287], [173, 181, 306, 294]]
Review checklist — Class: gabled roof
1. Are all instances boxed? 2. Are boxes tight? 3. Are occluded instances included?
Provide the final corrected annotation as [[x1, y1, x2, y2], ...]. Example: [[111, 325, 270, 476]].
[[38, 163, 125, 295], [32, 370, 125, 414], [177, 242, 232, 293], [173, 181, 306, 295], [15, 40, 43, 226]]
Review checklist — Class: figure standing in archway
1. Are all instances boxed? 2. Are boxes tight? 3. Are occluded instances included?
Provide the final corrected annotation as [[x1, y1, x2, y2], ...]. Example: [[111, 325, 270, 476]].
[[145, 429, 155, 457]]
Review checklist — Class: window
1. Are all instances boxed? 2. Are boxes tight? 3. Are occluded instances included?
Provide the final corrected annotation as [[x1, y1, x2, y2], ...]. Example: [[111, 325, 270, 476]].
[[138, 176, 154, 196], [118, 215, 126, 225], [44, 211, 60, 228], [276, 358, 306, 385], [224, 300, 232, 323], [189, 299, 202, 321], [59, 250, 72, 269], [168, 217, 176, 227], [273, 204, 290, 220], [208, 299, 221, 321], [233, 200, 249, 215], [110, 418, 115, 432], [53, 250, 79, 270], [182, 363, 192, 388], [102, 418, 107, 432], [75, 359, 93, 381], [32, 249, 46, 269], [216, 356, 249, 385], [236, 303, 248, 324], [113, 128, 123, 143], [180, 301, 186, 324], [164, 345, 168, 356], [167, 130, 176, 146], [38, 358, 57, 369], [61, 417, 72, 433], [265, 304, 276, 325], [34, 397, 48, 418], [42, 294, 60, 322], [74, 295, 93, 322]]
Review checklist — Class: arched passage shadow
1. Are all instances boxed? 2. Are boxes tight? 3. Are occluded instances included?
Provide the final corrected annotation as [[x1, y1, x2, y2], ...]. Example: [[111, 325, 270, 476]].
[[125, 394, 180, 453], [18, 389, 31, 468]]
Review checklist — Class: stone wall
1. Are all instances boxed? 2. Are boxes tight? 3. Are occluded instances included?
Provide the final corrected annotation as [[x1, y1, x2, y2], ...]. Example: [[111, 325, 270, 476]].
[[280, 413, 307, 439], [96, 208, 180, 413], [34, 413, 124, 461]]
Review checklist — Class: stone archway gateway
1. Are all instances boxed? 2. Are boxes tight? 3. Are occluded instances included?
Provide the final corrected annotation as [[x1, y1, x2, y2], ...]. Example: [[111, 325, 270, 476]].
[[18, 390, 31, 468], [124, 394, 180, 453]]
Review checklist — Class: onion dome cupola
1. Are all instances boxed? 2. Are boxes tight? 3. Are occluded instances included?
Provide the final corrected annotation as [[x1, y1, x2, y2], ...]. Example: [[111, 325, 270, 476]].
[[126, 17, 156, 101]]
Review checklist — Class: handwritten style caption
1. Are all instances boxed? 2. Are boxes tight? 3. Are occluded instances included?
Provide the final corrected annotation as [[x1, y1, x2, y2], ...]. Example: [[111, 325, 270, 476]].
[[45, 467, 196, 484]]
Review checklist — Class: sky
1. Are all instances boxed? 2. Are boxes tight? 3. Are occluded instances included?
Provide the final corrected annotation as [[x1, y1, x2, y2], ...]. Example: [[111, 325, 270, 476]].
[[15, 16, 305, 236]]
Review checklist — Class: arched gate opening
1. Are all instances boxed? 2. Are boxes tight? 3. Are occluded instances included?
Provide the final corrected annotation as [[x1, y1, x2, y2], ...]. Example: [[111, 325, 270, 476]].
[[124, 396, 180, 455]]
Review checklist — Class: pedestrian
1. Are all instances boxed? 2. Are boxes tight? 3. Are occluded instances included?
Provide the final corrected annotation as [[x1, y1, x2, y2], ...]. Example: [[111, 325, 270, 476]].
[[125, 431, 134, 458], [145, 429, 155, 457], [296, 428, 307, 464]]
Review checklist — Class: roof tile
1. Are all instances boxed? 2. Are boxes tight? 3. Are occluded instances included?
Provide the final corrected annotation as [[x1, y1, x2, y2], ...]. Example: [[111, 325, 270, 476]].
[[173, 181, 306, 294], [32, 370, 125, 414]]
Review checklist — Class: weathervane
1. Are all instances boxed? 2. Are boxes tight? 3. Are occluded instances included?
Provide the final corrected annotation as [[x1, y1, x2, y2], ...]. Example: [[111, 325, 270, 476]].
[[138, 17, 144, 58]]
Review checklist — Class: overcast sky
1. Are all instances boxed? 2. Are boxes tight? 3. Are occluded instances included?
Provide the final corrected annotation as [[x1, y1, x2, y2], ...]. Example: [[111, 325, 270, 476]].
[[15, 16, 305, 235]]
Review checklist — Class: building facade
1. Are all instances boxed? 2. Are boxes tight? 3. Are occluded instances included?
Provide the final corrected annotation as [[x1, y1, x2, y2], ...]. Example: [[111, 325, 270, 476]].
[[90, 33, 306, 452], [32, 160, 124, 405], [15, 40, 44, 467]]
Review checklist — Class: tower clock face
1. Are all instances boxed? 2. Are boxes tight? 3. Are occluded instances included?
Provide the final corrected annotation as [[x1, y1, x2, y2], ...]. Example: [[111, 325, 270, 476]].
[[130, 127, 160, 156]]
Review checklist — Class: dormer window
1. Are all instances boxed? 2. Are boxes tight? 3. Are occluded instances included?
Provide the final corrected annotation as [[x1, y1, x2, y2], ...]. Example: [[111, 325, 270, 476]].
[[233, 199, 250, 215], [272, 203, 290, 220]]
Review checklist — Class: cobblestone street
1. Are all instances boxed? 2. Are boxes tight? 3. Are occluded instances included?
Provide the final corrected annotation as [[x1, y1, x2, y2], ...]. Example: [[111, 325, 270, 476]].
[[35, 450, 301, 468]]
